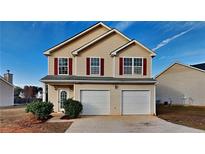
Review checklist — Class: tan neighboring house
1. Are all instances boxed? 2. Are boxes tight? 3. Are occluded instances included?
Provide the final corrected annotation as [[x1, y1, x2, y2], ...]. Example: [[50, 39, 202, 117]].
[[41, 22, 157, 115], [0, 70, 14, 107], [156, 62, 205, 106]]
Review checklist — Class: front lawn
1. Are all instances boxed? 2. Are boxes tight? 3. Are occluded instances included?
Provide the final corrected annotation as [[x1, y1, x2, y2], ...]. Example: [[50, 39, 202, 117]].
[[157, 104, 205, 130], [0, 106, 71, 133]]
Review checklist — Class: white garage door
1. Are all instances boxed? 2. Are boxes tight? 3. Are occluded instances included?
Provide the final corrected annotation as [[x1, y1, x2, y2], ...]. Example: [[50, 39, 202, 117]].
[[80, 90, 110, 115], [122, 90, 150, 114]]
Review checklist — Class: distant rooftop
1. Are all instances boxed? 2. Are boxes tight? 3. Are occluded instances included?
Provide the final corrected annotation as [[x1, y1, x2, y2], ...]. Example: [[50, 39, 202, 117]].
[[191, 63, 205, 71]]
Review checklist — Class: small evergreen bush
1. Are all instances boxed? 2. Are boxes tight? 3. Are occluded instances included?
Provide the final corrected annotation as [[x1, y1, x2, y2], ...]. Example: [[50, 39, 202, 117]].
[[63, 99, 83, 118], [26, 101, 53, 120]]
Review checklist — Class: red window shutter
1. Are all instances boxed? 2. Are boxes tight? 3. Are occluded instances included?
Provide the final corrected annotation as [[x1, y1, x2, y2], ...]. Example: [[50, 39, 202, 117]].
[[54, 58, 58, 75], [86, 58, 90, 75], [100, 58, 104, 76], [143, 58, 147, 76], [69, 58, 72, 75], [119, 57, 123, 75]]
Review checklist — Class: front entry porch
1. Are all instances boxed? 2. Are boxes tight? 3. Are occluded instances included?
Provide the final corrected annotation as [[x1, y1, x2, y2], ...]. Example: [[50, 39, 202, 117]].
[[43, 84, 74, 112]]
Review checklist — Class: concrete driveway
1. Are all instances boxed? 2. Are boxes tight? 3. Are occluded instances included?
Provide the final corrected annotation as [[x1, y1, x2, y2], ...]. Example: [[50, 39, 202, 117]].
[[66, 115, 204, 133]]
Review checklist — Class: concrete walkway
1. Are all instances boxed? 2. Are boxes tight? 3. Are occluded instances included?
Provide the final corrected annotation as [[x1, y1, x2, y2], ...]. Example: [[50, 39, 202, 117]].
[[66, 116, 204, 133], [47, 113, 74, 123]]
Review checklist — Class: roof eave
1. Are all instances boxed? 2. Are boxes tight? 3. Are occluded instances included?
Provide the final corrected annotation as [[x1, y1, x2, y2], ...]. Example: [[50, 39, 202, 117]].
[[40, 79, 157, 84], [71, 29, 115, 56], [0, 77, 14, 87], [43, 22, 111, 55], [133, 40, 156, 56], [110, 40, 156, 57], [43, 52, 50, 56], [111, 52, 156, 57]]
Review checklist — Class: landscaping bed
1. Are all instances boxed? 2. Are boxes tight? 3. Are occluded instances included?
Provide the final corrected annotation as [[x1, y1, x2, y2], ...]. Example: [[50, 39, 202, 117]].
[[0, 106, 71, 133], [157, 104, 205, 130]]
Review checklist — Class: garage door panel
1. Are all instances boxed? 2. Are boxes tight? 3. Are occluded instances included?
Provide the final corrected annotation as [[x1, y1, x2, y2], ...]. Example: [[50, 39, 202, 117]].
[[122, 90, 150, 114], [80, 90, 110, 115]]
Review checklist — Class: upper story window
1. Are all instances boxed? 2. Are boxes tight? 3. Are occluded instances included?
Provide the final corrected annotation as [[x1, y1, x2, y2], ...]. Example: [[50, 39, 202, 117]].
[[90, 58, 100, 75], [124, 57, 143, 75], [134, 58, 142, 74], [58, 58, 68, 75], [124, 58, 132, 74]]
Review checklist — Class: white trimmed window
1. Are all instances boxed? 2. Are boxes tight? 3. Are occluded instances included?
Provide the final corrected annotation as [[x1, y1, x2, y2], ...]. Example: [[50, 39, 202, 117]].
[[58, 58, 68, 75], [90, 58, 100, 75], [124, 57, 143, 75], [124, 58, 132, 74], [134, 58, 142, 74]]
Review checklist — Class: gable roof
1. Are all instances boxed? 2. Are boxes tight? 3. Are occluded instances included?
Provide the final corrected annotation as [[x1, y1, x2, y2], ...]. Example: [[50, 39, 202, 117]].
[[72, 29, 131, 56], [110, 40, 156, 57], [43, 22, 155, 57], [191, 63, 205, 71], [44, 22, 111, 56], [155, 62, 205, 79], [0, 76, 14, 87]]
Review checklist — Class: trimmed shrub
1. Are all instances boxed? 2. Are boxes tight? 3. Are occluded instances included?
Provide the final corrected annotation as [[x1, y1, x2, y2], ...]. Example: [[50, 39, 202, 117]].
[[26, 101, 54, 120], [63, 98, 83, 119]]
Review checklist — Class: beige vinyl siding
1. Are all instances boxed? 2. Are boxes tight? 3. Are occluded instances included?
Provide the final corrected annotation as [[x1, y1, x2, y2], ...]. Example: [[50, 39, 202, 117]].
[[115, 43, 152, 78], [48, 25, 109, 75], [48, 83, 155, 114], [44, 23, 156, 114], [47, 26, 152, 78], [74, 83, 155, 115], [156, 63, 205, 106], [76, 32, 129, 76], [47, 84, 74, 111]]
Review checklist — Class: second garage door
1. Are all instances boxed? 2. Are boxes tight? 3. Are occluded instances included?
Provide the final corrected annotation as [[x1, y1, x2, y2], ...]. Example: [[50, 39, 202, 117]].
[[80, 90, 110, 115], [122, 90, 150, 115]]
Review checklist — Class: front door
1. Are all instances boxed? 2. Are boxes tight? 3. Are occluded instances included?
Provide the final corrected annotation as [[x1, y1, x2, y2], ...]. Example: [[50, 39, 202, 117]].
[[58, 89, 69, 112]]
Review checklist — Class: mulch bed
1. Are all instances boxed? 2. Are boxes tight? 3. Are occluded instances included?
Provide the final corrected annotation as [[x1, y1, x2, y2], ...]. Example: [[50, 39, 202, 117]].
[[0, 113, 72, 133]]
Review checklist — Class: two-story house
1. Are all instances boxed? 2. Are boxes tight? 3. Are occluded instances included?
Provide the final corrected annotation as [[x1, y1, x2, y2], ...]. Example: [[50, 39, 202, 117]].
[[41, 22, 156, 115]]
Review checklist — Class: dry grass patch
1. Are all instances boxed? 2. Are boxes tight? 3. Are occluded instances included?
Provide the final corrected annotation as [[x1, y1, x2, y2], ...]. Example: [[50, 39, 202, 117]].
[[0, 106, 71, 133], [157, 104, 205, 130]]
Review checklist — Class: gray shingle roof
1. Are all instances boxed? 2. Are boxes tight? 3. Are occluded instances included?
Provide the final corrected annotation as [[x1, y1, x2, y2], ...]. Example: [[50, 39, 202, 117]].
[[40, 75, 156, 84], [191, 63, 205, 71]]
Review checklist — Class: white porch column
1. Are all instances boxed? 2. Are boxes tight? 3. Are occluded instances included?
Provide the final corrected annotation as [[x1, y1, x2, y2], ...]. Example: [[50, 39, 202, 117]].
[[42, 83, 46, 102]]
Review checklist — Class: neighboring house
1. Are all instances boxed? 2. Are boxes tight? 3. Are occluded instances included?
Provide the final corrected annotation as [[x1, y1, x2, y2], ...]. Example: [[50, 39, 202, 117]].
[[0, 70, 14, 107], [41, 22, 157, 115], [156, 62, 205, 106]]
